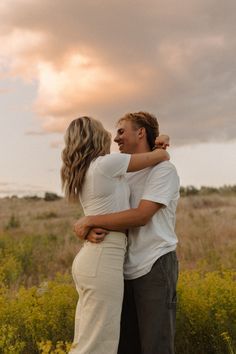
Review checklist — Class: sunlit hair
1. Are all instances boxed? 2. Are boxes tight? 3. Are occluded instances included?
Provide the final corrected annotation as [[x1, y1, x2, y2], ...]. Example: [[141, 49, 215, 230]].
[[61, 116, 111, 201], [118, 111, 159, 150]]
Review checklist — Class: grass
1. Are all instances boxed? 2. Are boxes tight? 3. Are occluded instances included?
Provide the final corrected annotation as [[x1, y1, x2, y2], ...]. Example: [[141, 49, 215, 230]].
[[0, 194, 235, 287], [176, 195, 236, 271], [0, 194, 235, 353]]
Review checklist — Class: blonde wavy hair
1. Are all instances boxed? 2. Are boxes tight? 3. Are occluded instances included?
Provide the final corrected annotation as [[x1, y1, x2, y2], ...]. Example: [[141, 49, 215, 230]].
[[61, 116, 111, 201]]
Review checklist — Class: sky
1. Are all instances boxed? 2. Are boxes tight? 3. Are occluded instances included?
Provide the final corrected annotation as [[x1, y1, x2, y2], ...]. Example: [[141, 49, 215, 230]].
[[0, 0, 235, 197]]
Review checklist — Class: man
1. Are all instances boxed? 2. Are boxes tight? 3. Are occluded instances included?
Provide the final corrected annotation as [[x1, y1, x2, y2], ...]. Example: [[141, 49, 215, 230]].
[[74, 111, 180, 354]]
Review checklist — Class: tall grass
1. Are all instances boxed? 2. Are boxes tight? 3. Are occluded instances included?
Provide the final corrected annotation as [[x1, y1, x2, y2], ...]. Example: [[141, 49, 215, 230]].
[[0, 194, 235, 353], [176, 195, 236, 271]]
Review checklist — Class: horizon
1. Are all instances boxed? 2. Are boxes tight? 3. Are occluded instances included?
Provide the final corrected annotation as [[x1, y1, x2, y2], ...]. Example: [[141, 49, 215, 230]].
[[1, 183, 235, 199]]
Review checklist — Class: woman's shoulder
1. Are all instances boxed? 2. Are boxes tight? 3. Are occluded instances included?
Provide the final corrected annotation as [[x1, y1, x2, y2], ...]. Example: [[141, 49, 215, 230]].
[[93, 153, 131, 177], [96, 153, 129, 165]]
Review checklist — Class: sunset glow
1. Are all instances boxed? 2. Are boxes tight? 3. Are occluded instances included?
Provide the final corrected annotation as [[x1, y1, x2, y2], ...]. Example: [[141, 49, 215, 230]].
[[0, 0, 235, 196]]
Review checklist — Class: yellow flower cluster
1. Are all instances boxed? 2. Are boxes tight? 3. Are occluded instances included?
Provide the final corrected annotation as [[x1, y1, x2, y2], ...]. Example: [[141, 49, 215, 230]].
[[176, 270, 236, 353], [0, 270, 235, 353]]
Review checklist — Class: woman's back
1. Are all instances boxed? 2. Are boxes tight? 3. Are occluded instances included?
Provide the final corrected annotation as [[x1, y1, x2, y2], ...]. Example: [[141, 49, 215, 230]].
[[79, 153, 131, 215]]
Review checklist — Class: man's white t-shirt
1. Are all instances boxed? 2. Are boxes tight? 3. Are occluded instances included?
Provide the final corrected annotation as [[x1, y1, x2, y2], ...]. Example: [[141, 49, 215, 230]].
[[79, 153, 131, 215], [124, 161, 180, 280]]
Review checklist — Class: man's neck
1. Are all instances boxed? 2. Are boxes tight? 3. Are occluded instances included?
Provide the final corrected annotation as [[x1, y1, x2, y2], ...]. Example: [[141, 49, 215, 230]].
[[133, 143, 151, 154]]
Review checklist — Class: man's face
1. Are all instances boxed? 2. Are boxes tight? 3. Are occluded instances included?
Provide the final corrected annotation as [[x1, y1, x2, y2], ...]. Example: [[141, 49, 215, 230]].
[[114, 120, 140, 154]]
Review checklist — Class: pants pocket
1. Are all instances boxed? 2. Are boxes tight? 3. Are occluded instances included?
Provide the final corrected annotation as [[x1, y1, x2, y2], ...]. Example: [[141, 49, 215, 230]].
[[159, 252, 179, 309], [73, 244, 103, 278], [167, 257, 178, 309]]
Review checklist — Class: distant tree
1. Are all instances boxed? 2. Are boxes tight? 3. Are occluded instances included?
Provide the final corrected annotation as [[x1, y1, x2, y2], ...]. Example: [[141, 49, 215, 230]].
[[200, 186, 219, 195], [44, 192, 62, 202], [180, 184, 236, 197], [23, 195, 41, 201], [219, 185, 236, 195], [180, 186, 199, 197]]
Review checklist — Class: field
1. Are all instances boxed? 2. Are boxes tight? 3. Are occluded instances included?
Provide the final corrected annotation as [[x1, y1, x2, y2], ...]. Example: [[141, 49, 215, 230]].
[[0, 193, 235, 353]]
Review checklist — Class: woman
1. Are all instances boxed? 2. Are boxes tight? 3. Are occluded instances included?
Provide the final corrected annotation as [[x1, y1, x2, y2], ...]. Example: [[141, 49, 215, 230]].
[[61, 116, 169, 354]]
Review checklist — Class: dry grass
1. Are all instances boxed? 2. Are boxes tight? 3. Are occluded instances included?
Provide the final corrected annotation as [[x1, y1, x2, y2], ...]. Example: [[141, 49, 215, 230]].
[[176, 195, 236, 270], [0, 194, 235, 280], [1, 194, 235, 354], [0, 197, 82, 236], [0, 197, 84, 286]]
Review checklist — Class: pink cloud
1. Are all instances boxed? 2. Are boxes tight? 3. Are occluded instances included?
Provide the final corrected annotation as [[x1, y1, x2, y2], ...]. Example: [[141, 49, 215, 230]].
[[0, 0, 235, 143]]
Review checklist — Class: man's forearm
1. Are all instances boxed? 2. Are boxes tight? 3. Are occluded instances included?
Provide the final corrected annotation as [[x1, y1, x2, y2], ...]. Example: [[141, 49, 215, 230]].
[[87, 208, 147, 231]]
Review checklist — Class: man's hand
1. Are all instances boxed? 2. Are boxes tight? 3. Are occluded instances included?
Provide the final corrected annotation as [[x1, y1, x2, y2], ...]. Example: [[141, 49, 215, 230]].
[[155, 134, 170, 150], [74, 217, 109, 242], [74, 216, 91, 240], [86, 228, 109, 243]]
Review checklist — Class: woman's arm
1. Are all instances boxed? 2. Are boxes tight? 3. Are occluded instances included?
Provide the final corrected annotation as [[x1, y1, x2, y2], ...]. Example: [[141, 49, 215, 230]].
[[127, 135, 170, 172], [127, 150, 169, 172]]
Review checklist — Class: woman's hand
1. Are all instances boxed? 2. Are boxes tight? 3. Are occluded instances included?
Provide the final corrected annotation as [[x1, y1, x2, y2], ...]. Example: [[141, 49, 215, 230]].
[[155, 134, 170, 150], [86, 228, 109, 243]]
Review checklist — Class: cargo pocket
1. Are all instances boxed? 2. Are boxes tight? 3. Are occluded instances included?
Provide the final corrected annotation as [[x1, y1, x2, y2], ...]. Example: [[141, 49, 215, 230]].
[[158, 252, 179, 309], [167, 290, 177, 309], [167, 256, 179, 309]]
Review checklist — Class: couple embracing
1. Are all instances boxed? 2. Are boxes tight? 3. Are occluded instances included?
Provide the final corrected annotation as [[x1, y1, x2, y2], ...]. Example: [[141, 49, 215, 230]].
[[61, 111, 180, 354]]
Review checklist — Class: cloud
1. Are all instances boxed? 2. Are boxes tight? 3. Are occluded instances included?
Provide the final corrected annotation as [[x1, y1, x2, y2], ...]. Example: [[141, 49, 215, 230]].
[[0, 0, 236, 144]]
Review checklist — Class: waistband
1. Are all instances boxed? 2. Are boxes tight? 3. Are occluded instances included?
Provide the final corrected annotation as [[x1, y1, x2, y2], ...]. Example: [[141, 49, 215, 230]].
[[84, 231, 127, 249]]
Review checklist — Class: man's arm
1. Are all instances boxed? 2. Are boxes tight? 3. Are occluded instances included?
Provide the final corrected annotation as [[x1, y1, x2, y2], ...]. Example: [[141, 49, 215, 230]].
[[74, 200, 163, 240]]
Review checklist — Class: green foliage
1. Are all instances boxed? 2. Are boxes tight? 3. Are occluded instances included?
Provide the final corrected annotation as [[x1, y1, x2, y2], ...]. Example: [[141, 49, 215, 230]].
[[23, 195, 41, 201], [0, 275, 77, 354], [37, 340, 72, 353], [0, 324, 25, 354], [176, 270, 236, 354], [180, 185, 199, 196], [0, 195, 235, 353], [0, 233, 76, 287], [0, 254, 22, 287], [5, 214, 20, 230], [0, 271, 235, 354], [44, 193, 62, 202], [180, 184, 236, 197]]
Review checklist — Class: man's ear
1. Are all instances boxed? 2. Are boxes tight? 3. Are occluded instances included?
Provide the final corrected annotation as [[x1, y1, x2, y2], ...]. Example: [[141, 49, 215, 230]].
[[138, 127, 145, 139]]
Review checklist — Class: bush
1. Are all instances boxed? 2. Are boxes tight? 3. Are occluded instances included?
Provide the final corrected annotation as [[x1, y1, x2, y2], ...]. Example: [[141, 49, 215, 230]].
[[5, 214, 20, 230], [0, 275, 77, 354], [37, 340, 71, 353], [176, 270, 236, 354], [0, 233, 76, 287], [0, 271, 235, 354], [23, 195, 41, 201], [44, 193, 61, 202]]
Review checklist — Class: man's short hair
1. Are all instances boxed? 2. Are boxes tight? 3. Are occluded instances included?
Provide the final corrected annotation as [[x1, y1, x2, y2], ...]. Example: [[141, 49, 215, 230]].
[[118, 111, 159, 150]]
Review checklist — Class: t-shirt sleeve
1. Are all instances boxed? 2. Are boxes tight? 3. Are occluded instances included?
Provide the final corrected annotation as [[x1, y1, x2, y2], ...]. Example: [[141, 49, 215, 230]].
[[142, 162, 180, 207], [96, 153, 131, 178]]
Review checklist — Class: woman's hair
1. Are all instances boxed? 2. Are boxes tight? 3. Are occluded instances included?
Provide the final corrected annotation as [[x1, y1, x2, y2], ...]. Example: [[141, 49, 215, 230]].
[[61, 116, 111, 201], [118, 111, 159, 150]]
